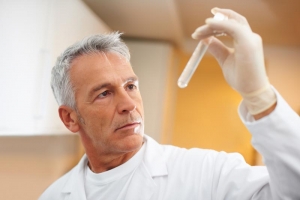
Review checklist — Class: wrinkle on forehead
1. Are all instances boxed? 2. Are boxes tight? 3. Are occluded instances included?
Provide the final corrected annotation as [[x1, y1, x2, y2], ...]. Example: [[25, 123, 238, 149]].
[[99, 51, 129, 68], [100, 52, 111, 67]]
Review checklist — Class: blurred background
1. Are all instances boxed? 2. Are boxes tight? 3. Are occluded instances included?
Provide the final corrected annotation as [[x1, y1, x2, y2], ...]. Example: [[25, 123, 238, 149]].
[[0, 0, 299, 199]]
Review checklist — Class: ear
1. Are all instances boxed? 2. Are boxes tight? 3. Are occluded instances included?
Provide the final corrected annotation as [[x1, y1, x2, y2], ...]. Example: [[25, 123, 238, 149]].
[[58, 105, 80, 133]]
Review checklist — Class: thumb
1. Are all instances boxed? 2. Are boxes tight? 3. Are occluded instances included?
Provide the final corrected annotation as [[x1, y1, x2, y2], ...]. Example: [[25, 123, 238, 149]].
[[205, 37, 232, 67]]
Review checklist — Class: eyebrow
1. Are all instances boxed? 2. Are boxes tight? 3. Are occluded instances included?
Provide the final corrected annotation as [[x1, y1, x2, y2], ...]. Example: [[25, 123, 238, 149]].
[[87, 76, 138, 98]]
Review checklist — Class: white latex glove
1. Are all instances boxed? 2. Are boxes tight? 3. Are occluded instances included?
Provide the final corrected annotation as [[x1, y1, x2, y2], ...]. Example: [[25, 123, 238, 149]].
[[192, 8, 276, 115]]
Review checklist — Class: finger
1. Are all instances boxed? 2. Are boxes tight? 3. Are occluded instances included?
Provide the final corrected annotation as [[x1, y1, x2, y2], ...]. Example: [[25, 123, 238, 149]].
[[192, 8, 253, 42], [192, 24, 228, 40], [205, 17, 252, 43], [192, 25, 216, 40], [204, 37, 232, 67], [211, 7, 250, 27]]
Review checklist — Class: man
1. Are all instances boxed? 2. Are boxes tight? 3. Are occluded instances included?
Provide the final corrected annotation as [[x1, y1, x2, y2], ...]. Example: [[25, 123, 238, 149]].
[[40, 8, 300, 200]]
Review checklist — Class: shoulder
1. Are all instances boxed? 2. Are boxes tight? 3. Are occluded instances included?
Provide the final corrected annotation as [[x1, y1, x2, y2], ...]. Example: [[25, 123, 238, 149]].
[[145, 135, 246, 168], [161, 143, 247, 173], [161, 143, 216, 163], [161, 144, 253, 189], [38, 154, 88, 200], [39, 169, 73, 200]]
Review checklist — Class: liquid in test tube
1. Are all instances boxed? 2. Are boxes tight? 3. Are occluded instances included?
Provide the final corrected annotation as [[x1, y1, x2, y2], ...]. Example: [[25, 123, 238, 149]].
[[177, 13, 227, 88]]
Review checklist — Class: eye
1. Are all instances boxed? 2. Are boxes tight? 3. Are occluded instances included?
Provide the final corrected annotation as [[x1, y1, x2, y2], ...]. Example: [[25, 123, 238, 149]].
[[127, 84, 137, 91], [97, 90, 111, 99]]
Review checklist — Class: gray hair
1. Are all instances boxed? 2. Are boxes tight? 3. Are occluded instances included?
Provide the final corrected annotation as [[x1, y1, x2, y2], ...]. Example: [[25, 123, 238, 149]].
[[51, 32, 130, 109]]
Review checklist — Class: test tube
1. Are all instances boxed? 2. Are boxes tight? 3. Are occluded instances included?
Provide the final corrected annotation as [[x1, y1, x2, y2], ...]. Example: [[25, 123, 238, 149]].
[[177, 13, 227, 88]]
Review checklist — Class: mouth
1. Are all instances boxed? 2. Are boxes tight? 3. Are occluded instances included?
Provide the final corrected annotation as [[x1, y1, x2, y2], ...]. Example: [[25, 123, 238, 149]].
[[115, 121, 141, 132]]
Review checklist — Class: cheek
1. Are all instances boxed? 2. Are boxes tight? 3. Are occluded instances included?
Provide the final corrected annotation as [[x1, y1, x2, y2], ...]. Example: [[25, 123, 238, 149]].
[[83, 107, 113, 131]]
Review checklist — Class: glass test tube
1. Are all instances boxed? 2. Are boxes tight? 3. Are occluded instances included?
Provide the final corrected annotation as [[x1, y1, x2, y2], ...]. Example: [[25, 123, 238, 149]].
[[177, 12, 227, 88], [177, 40, 211, 88]]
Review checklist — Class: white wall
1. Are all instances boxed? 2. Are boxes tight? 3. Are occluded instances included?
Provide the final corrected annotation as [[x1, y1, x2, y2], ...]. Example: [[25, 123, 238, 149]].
[[0, 0, 110, 135], [125, 39, 174, 142], [0, 0, 110, 199]]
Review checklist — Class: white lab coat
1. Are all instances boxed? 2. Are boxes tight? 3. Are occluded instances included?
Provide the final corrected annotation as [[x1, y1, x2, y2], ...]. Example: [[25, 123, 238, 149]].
[[39, 89, 300, 200]]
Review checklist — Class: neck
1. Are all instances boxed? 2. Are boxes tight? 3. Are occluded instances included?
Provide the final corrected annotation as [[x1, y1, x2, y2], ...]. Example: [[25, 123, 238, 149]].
[[78, 129, 144, 173], [86, 147, 141, 173]]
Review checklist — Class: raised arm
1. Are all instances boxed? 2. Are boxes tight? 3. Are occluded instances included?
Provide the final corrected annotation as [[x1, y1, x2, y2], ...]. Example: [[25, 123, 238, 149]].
[[192, 7, 300, 199]]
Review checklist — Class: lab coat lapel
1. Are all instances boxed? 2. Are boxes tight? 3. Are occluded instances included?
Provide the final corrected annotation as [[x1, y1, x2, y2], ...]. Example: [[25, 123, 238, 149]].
[[122, 162, 156, 200], [143, 135, 168, 177], [123, 135, 168, 200], [61, 155, 88, 200]]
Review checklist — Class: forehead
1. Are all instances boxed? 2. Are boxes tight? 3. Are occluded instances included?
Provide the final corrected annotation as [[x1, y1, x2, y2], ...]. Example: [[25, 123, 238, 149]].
[[70, 52, 135, 86], [71, 52, 131, 72]]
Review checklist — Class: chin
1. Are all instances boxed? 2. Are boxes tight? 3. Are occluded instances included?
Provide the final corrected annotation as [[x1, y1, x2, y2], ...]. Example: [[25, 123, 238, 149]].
[[121, 133, 143, 151]]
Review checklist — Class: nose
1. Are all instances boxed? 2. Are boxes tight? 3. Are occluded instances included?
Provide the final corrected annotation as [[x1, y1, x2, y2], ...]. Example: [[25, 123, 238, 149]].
[[116, 90, 137, 114]]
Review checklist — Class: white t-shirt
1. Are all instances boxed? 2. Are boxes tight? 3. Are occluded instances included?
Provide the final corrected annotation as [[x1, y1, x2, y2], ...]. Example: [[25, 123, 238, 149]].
[[84, 144, 145, 200]]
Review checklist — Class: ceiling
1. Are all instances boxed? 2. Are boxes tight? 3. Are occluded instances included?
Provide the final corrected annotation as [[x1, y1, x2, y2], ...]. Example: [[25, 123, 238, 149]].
[[83, 0, 300, 51]]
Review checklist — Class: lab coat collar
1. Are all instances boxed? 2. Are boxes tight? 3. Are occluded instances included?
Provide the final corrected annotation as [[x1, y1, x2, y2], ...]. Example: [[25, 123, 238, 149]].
[[60, 134, 168, 200], [143, 134, 168, 177]]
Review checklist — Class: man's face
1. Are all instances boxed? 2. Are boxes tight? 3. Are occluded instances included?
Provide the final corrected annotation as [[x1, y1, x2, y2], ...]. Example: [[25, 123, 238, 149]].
[[70, 52, 144, 155]]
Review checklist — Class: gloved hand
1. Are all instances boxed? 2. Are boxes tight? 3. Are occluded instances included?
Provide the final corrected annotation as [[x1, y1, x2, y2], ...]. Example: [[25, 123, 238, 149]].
[[192, 8, 276, 115]]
